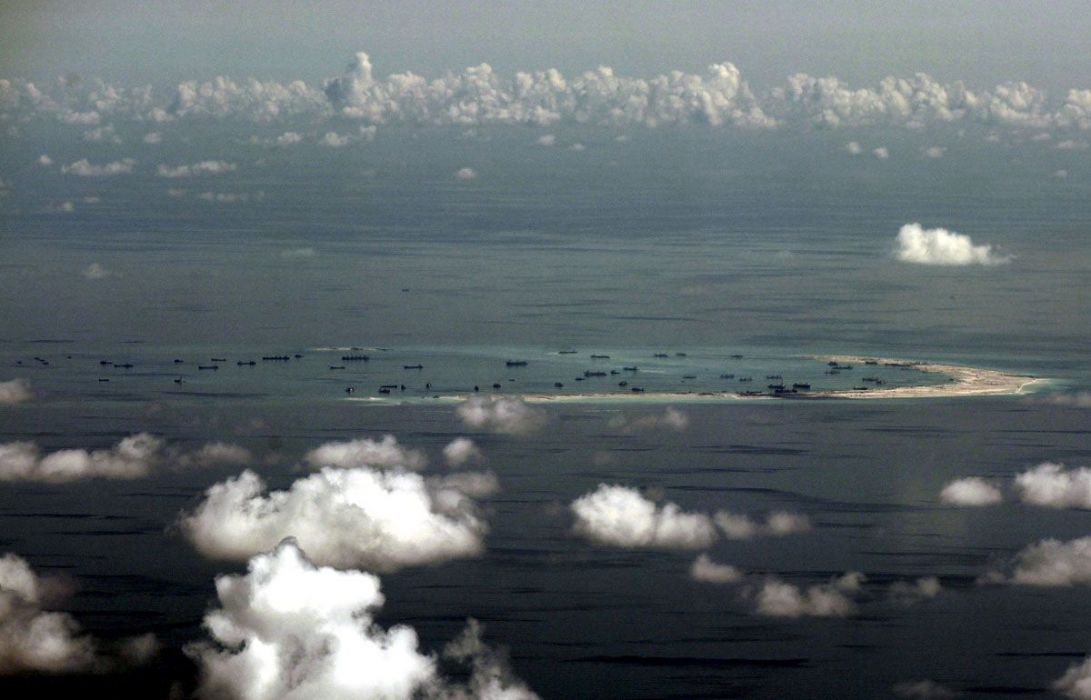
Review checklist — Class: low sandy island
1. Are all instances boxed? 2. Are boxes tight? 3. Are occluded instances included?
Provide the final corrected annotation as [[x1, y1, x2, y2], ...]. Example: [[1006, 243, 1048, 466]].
[[348, 355, 1047, 405]]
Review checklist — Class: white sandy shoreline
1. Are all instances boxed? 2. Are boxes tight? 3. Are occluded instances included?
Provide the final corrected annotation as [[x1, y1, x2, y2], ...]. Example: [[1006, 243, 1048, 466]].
[[346, 355, 1048, 405]]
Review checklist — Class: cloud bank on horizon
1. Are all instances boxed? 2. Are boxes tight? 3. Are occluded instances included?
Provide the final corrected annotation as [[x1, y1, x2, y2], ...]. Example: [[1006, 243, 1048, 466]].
[[3, 52, 1091, 133]]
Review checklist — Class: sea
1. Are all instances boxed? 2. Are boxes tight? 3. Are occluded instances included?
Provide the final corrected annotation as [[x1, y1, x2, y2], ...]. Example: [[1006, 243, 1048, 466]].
[[1, 123, 1090, 697]]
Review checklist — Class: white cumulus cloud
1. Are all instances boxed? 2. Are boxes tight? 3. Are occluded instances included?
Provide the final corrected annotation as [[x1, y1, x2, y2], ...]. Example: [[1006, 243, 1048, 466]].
[[456, 397, 547, 435], [991, 536, 1091, 586], [0, 434, 251, 483], [1014, 462, 1091, 508], [751, 573, 861, 618], [608, 407, 689, 433], [303, 434, 427, 471], [156, 160, 236, 178], [894, 223, 1010, 266], [0, 552, 158, 673], [713, 510, 811, 540], [1055, 657, 1091, 699], [82, 262, 112, 280], [60, 158, 135, 176], [570, 484, 717, 549], [939, 477, 1003, 506], [0, 379, 32, 405], [443, 437, 483, 468], [455, 167, 477, 180], [689, 554, 743, 584], [186, 541, 536, 700], [180, 466, 487, 571]]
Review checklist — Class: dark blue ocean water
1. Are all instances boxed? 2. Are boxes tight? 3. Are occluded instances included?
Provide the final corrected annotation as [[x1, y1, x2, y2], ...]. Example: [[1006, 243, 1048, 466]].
[[1, 126, 1089, 697]]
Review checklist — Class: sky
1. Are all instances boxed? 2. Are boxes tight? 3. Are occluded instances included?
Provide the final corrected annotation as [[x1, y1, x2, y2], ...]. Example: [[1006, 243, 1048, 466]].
[[2, 1, 1091, 92]]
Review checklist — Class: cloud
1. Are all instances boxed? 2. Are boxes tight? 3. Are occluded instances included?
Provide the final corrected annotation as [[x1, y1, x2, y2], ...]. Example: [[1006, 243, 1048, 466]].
[[845, 141, 862, 155], [440, 617, 539, 700], [0, 552, 96, 673], [156, 160, 236, 178], [570, 484, 717, 549], [751, 572, 862, 618], [1015, 462, 1091, 508], [37, 154, 52, 166], [274, 130, 302, 146], [608, 407, 689, 433], [0, 552, 158, 674], [428, 471, 500, 499], [280, 246, 316, 259], [713, 510, 811, 540], [1056, 139, 1089, 150], [922, 145, 946, 158], [455, 167, 477, 180], [889, 576, 942, 604], [536, 133, 556, 146], [1055, 169, 1070, 178], [1043, 392, 1091, 408], [60, 110, 100, 125], [443, 437, 482, 468], [6, 54, 1091, 134], [993, 536, 1091, 586], [872, 146, 890, 159], [83, 125, 120, 143], [142, 131, 162, 144], [894, 223, 1011, 266], [893, 679, 960, 699], [179, 466, 487, 571], [175, 442, 254, 470], [689, 554, 743, 584], [82, 262, 112, 280], [0, 379, 32, 405], [319, 131, 351, 147], [303, 434, 427, 471], [186, 541, 537, 700], [939, 477, 1003, 506], [197, 191, 250, 203], [60, 158, 135, 176], [456, 397, 547, 435], [1055, 657, 1091, 699], [0, 434, 252, 483]]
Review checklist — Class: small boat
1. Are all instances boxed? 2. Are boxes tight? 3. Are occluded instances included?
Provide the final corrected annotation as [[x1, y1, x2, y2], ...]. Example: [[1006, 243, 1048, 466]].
[[492, 383, 502, 389], [554, 382, 564, 388], [329, 365, 346, 370], [558, 349, 577, 354], [341, 355, 369, 361], [237, 361, 256, 366], [505, 360, 528, 367], [99, 360, 113, 366], [792, 383, 811, 390], [211, 357, 226, 362], [378, 388, 391, 394], [590, 354, 610, 359], [584, 370, 607, 377], [403, 364, 423, 370], [198, 365, 218, 370], [622, 366, 639, 372], [263, 355, 290, 361], [653, 353, 668, 358]]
